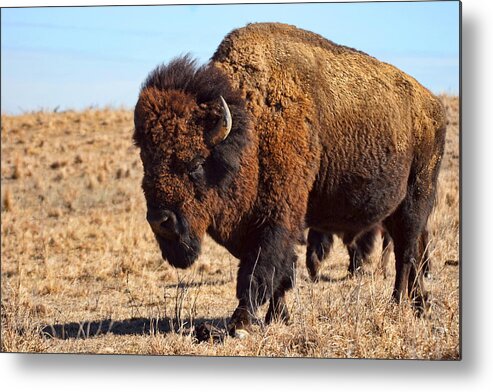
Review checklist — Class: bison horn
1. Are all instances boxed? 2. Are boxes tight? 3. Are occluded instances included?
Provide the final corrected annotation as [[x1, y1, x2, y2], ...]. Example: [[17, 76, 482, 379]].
[[210, 96, 232, 145]]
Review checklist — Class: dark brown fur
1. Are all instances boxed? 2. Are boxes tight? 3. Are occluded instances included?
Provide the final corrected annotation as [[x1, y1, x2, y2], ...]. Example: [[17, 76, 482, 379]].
[[134, 23, 446, 334], [306, 226, 432, 280]]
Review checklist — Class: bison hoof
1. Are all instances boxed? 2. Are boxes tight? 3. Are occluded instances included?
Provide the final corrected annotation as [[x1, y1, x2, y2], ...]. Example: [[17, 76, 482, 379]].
[[265, 304, 290, 325], [308, 273, 320, 283], [234, 328, 250, 339], [194, 322, 226, 343], [412, 293, 431, 317], [347, 267, 363, 278], [306, 256, 322, 282]]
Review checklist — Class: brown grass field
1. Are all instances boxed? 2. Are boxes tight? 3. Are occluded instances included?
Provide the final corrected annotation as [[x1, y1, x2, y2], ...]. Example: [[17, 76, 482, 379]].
[[1, 95, 459, 359]]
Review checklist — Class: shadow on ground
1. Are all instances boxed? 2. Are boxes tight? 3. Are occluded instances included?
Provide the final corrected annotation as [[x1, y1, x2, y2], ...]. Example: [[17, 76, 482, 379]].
[[41, 316, 229, 340], [161, 278, 232, 289], [317, 274, 351, 283]]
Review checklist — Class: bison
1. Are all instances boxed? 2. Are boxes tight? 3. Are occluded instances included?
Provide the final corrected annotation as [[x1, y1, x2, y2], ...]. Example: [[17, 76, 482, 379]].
[[133, 23, 446, 337]]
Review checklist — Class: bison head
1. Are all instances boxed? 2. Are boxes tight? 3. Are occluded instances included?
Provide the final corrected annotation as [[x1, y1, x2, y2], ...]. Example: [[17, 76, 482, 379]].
[[133, 56, 251, 268]]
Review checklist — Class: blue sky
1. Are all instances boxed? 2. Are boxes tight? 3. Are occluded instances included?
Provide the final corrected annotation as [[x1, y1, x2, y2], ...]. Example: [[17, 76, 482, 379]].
[[1, 1, 460, 114]]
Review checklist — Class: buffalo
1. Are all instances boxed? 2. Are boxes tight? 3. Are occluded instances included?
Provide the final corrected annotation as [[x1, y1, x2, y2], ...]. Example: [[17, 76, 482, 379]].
[[133, 23, 446, 337]]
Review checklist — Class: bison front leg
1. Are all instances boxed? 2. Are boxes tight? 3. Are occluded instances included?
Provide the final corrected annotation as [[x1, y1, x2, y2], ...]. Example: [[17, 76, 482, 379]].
[[228, 227, 297, 337], [264, 267, 296, 324]]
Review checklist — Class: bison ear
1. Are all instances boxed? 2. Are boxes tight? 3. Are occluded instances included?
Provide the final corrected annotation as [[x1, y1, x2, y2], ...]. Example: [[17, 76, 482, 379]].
[[208, 96, 232, 146]]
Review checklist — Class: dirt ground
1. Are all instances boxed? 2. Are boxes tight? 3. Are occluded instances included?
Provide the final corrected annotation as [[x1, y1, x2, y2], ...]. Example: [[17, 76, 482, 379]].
[[1, 95, 459, 359]]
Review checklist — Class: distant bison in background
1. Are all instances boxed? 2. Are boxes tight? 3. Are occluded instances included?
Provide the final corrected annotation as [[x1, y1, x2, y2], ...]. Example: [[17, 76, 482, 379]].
[[133, 23, 446, 337]]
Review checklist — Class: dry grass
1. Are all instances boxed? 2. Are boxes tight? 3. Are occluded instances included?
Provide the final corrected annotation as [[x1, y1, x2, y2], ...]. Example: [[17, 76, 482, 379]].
[[1, 97, 460, 359]]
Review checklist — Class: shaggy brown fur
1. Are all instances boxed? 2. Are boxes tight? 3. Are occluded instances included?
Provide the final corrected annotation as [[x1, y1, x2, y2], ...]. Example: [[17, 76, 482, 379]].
[[134, 23, 446, 335]]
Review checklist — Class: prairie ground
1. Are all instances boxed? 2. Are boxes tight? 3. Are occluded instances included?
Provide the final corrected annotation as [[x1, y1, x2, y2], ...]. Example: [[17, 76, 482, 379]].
[[1, 95, 459, 359]]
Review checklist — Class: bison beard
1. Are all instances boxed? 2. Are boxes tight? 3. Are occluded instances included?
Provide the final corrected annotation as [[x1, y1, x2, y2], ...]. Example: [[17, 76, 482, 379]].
[[154, 229, 201, 270], [133, 23, 446, 338]]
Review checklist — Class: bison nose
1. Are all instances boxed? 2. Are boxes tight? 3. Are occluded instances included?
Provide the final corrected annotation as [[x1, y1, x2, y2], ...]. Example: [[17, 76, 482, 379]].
[[146, 209, 178, 239]]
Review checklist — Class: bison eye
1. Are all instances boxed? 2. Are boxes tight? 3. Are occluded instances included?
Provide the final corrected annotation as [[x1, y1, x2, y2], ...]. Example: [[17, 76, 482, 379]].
[[188, 158, 205, 181]]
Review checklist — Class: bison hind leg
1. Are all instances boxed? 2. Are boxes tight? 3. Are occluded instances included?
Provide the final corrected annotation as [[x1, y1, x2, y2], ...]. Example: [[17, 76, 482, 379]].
[[346, 228, 379, 276], [306, 229, 333, 282], [419, 228, 433, 279], [384, 183, 437, 315], [380, 229, 394, 279]]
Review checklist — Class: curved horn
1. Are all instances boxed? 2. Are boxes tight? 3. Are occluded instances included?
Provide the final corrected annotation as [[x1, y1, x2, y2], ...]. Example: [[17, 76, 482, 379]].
[[210, 96, 232, 145]]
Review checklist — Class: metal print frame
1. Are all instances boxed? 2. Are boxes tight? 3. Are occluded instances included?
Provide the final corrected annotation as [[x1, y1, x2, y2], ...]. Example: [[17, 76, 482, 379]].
[[1, 0, 461, 360]]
